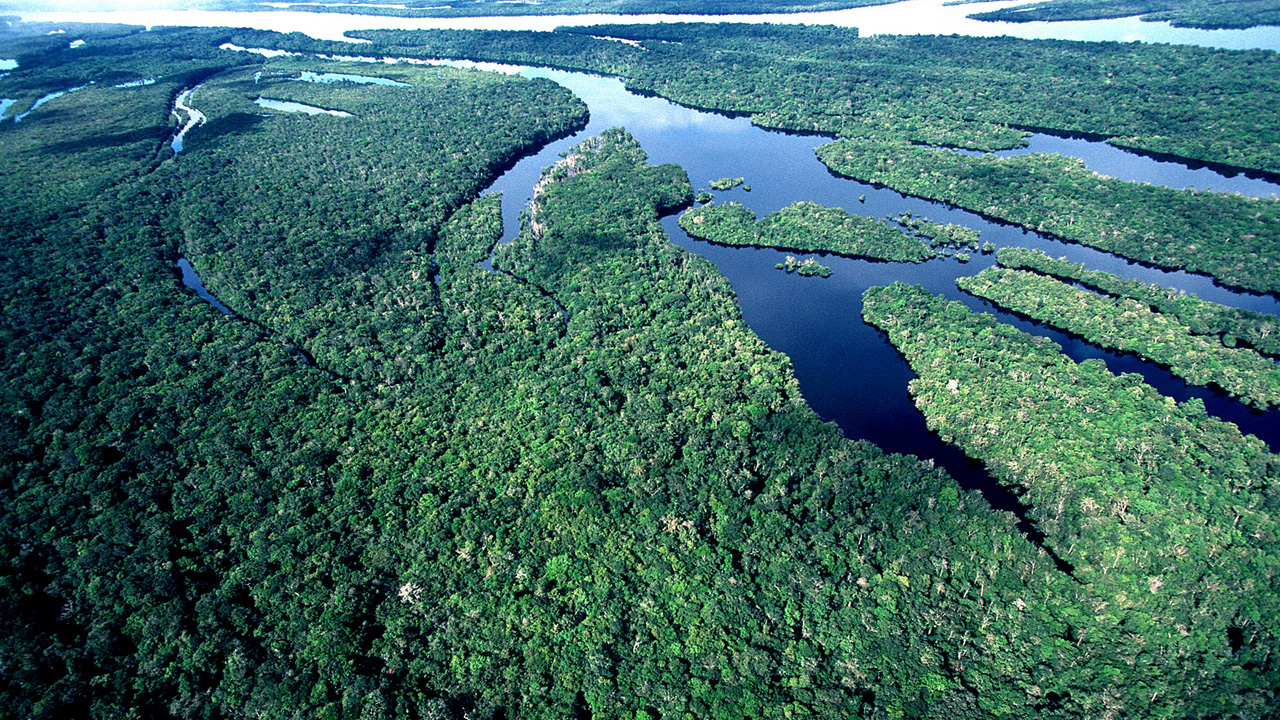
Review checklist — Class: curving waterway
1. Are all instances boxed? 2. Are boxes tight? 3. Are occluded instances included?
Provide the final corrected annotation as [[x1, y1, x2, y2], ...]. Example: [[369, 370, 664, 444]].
[[123, 7, 1280, 511], [462, 66, 1280, 494]]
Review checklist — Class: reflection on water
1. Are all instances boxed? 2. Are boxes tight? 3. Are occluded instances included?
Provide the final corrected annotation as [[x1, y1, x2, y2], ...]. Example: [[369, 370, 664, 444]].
[[171, 85, 206, 153], [0, 59, 17, 71], [17, 5, 1275, 496], [15, 0, 1280, 49], [12, 83, 93, 122]]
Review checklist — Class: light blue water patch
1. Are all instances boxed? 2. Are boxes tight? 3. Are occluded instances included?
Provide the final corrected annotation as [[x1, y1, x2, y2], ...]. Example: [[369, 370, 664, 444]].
[[178, 258, 234, 316], [0, 59, 16, 70], [69, 39, 85, 49], [171, 85, 206, 153], [255, 97, 354, 117], [115, 77, 156, 88], [219, 42, 302, 59], [0, 98, 14, 119], [294, 70, 410, 86], [13, 83, 93, 122]]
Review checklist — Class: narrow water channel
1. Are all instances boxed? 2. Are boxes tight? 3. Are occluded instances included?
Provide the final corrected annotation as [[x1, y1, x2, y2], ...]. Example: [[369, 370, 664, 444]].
[[993, 132, 1280, 198], [170, 84, 207, 152]]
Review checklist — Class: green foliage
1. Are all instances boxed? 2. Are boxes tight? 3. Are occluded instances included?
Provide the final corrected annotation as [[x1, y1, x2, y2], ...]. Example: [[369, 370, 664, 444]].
[[553, 24, 1280, 170], [4, 22, 1280, 720], [998, 247, 1280, 355], [708, 176, 745, 190], [680, 201, 936, 262], [892, 210, 982, 251], [864, 283, 1280, 717], [957, 266, 1280, 408], [234, 23, 1280, 171], [171, 59, 588, 380], [776, 255, 833, 277], [819, 138, 1280, 293], [968, 0, 1280, 30]]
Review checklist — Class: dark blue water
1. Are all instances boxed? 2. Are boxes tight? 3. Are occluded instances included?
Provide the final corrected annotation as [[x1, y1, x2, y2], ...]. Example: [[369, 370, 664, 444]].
[[178, 257, 235, 315], [478, 67, 1280, 491]]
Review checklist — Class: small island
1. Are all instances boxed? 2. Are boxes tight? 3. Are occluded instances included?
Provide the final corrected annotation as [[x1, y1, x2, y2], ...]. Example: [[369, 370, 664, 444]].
[[708, 176, 745, 190], [776, 255, 833, 277]]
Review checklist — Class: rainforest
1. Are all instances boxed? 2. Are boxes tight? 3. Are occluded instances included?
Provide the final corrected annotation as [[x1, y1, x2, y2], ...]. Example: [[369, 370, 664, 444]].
[[1, 4, 1279, 720]]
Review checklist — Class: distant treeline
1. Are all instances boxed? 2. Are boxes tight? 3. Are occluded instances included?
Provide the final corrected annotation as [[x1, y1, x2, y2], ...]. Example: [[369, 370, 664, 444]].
[[201, 0, 904, 18], [967, 0, 1280, 30], [224, 22, 1280, 174]]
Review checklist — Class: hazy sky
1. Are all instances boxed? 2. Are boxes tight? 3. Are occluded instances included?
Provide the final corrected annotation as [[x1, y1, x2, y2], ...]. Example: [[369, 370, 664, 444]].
[[3, 0, 218, 10]]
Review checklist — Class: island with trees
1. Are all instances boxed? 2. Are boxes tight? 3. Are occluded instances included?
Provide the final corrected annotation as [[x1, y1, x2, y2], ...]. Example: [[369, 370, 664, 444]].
[[679, 200, 937, 262]]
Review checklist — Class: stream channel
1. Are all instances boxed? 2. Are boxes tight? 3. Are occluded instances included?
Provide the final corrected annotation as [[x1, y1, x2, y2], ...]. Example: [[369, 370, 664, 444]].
[[191, 36, 1280, 513]]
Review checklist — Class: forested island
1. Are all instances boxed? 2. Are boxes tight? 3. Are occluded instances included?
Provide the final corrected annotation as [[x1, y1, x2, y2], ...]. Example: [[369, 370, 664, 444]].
[[2, 10, 1279, 720], [679, 201, 936, 262]]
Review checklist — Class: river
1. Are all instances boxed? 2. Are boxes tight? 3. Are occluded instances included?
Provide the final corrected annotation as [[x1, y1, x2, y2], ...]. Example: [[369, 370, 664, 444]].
[[73, 5, 1280, 502]]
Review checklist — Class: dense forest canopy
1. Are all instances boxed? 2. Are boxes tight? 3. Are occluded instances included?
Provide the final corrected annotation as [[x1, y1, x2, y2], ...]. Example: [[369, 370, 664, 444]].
[[2, 13, 1279, 720]]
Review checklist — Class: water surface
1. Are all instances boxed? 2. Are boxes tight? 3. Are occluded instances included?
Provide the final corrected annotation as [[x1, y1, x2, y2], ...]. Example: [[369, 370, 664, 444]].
[[171, 85, 206, 152], [294, 69, 410, 85], [995, 133, 1280, 198], [255, 96, 355, 115], [11, 83, 92, 122], [178, 258, 235, 315], [72, 17, 1280, 506]]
